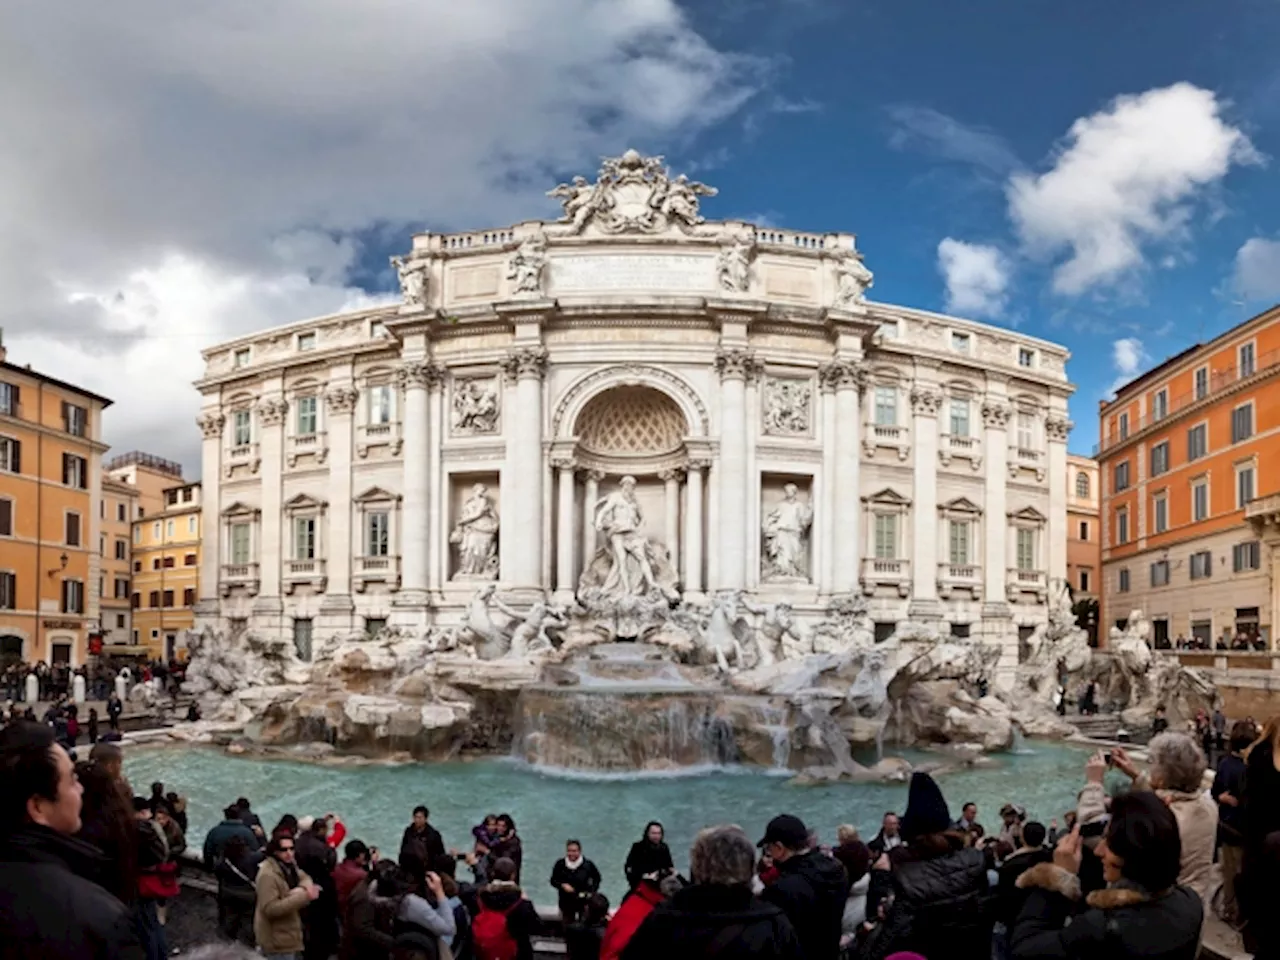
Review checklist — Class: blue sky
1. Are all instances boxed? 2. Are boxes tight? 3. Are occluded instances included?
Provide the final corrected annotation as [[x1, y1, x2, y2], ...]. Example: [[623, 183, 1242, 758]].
[[3, 0, 1278, 465]]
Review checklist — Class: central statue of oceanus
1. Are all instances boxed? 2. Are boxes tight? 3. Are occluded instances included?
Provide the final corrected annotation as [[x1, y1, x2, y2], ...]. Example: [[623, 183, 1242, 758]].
[[577, 475, 679, 603]]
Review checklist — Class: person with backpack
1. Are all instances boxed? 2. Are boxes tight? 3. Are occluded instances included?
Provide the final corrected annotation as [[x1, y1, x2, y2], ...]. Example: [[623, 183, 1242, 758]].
[[472, 857, 543, 960]]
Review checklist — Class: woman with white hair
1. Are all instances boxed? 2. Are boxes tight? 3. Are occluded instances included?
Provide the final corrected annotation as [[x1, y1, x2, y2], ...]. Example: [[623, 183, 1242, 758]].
[[1110, 734, 1217, 910]]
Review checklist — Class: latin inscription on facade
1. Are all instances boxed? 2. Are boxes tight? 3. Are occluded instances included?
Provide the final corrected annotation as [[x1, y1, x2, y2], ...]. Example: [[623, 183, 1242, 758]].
[[549, 254, 714, 293]]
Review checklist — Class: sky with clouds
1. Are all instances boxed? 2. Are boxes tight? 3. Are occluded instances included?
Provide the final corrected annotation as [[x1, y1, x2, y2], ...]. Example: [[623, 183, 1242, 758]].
[[2, 0, 1279, 469]]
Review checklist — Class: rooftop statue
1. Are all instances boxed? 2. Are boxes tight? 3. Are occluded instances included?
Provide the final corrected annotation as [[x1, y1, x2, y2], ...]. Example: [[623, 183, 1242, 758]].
[[548, 149, 717, 235]]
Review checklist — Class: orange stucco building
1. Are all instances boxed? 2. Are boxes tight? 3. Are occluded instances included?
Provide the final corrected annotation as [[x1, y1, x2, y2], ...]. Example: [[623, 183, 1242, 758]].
[[1066, 454, 1100, 644], [1098, 303, 1280, 649], [0, 349, 112, 667]]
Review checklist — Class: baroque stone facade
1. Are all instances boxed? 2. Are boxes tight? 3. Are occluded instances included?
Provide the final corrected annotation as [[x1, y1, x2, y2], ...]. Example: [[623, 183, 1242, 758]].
[[193, 151, 1074, 686]]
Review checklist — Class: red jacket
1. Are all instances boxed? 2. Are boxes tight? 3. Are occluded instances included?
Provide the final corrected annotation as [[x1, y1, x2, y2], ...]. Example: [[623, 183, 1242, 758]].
[[600, 882, 664, 960], [327, 819, 347, 850], [332, 858, 367, 919]]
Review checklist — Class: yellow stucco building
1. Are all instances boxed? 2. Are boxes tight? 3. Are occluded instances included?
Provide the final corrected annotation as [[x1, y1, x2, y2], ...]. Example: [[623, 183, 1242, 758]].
[[0, 348, 112, 667], [130, 480, 202, 660]]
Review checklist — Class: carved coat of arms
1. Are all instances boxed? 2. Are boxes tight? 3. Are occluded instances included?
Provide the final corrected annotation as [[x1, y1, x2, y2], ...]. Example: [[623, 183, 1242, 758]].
[[548, 149, 717, 235]]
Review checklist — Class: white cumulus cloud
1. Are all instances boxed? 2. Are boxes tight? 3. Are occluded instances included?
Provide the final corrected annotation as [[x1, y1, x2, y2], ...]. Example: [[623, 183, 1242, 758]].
[[0, 0, 766, 470], [1108, 336, 1146, 396], [936, 239, 1011, 318], [1233, 237, 1280, 302], [1008, 83, 1260, 295]]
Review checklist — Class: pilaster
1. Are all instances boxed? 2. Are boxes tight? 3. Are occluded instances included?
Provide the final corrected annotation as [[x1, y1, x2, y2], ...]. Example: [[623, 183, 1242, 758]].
[[683, 458, 708, 598], [392, 360, 439, 623], [501, 345, 548, 596], [1045, 414, 1071, 588], [319, 383, 358, 630], [714, 347, 757, 591], [553, 456, 577, 601], [820, 360, 865, 594], [909, 383, 943, 618], [255, 393, 287, 605], [196, 409, 225, 605]]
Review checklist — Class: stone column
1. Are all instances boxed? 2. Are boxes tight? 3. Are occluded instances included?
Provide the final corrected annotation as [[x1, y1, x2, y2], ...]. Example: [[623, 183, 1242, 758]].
[[195, 410, 225, 607], [554, 458, 577, 599], [981, 401, 1012, 609], [1270, 541, 1280, 652], [1046, 415, 1071, 588], [821, 361, 865, 594], [909, 385, 943, 618], [661, 469, 681, 573], [582, 470, 603, 572], [426, 371, 446, 598], [395, 362, 433, 609], [321, 385, 359, 629], [715, 348, 755, 591], [684, 460, 707, 596], [501, 347, 548, 595], [254, 395, 288, 631]]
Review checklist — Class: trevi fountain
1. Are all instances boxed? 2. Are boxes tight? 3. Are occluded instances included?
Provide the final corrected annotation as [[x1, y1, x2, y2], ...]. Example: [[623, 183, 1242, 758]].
[[163, 151, 1216, 791]]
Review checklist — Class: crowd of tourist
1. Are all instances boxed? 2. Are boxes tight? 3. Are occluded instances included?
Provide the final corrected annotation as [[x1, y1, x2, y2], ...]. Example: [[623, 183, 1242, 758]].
[[4, 712, 1280, 960]]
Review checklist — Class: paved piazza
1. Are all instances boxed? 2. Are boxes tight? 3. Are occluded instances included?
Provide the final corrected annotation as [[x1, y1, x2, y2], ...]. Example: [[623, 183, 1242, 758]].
[[193, 150, 1074, 686]]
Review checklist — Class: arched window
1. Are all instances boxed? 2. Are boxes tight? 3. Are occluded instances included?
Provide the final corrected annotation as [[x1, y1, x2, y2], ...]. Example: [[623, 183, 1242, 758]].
[[1075, 472, 1090, 498]]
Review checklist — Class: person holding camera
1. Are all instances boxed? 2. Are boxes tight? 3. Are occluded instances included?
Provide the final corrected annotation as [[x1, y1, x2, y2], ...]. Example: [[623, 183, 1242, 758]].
[[550, 839, 602, 924], [254, 832, 321, 960]]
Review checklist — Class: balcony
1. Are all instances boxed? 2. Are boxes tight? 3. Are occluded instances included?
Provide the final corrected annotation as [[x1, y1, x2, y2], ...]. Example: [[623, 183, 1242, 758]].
[[861, 557, 911, 597], [940, 434, 982, 471], [1007, 445, 1046, 481], [284, 558, 327, 594], [287, 432, 329, 468], [219, 562, 260, 598], [1006, 567, 1047, 603], [224, 442, 260, 478], [357, 421, 403, 459], [862, 423, 910, 461], [354, 555, 401, 592], [937, 562, 982, 598]]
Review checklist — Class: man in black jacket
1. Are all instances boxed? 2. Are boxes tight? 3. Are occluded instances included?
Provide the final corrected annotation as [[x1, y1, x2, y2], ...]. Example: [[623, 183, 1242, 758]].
[[0, 721, 143, 960], [758, 814, 848, 960], [549, 839, 602, 923], [399, 804, 445, 864]]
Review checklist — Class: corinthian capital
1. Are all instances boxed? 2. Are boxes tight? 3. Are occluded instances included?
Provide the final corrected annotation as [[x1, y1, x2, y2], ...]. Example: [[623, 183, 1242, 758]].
[[196, 412, 225, 440], [324, 386, 360, 415], [396, 361, 444, 391], [1045, 416, 1073, 442], [981, 401, 1012, 429], [256, 398, 289, 427], [715, 347, 761, 382], [818, 360, 866, 393], [909, 386, 943, 417], [502, 346, 548, 383]]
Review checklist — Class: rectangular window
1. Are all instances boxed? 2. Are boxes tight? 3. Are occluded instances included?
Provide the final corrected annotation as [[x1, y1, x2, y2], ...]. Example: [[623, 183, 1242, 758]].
[[368, 385, 393, 425], [294, 516, 317, 560], [152, 521, 160, 539], [233, 409, 252, 446], [1194, 366, 1209, 400], [367, 511, 390, 557], [297, 332, 316, 352], [1234, 541, 1262, 573], [114, 578, 129, 599], [166, 489, 179, 507], [114, 540, 126, 560], [65, 512, 81, 547], [296, 395, 318, 436], [0, 382, 17, 416], [1113, 461, 1130, 492], [162, 556, 175, 569], [1187, 423, 1207, 461], [1016, 412, 1034, 450], [61, 580, 84, 614], [1015, 528, 1036, 571], [1116, 508, 1129, 544], [0, 499, 10, 536], [1232, 404, 1254, 443], [162, 589, 174, 608], [947, 520, 970, 565], [1237, 465, 1255, 508], [1190, 551, 1213, 580], [63, 403, 87, 437], [131, 593, 139, 609], [0, 437, 21, 474], [1018, 348, 1035, 368], [184, 553, 196, 566], [1079, 569, 1090, 592], [1150, 441, 1169, 477], [365, 617, 388, 638], [61, 453, 87, 489], [148, 590, 160, 608], [233, 348, 250, 368], [0, 572, 15, 610], [873, 386, 897, 427], [165, 520, 175, 539], [1118, 568, 1131, 593], [182, 588, 195, 606], [370, 321, 387, 339], [948, 399, 970, 438], [1118, 412, 1129, 440], [1078, 521, 1089, 540], [230, 523, 251, 565], [293, 618, 314, 662], [116, 614, 124, 629], [950, 331, 970, 352], [188, 516, 197, 534], [1152, 389, 1168, 421], [151, 558, 160, 571], [1153, 495, 1168, 534], [1150, 561, 1170, 587], [873, 514, 898, 560], [1240, 342, 1256, 377], [117, 502, 126, 522], [1193, 479, 1209, 522]]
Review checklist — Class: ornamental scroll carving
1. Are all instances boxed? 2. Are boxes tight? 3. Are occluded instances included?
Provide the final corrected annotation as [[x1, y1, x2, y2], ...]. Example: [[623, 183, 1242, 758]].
[[909, 387, 943, 417], [1045, 416, 1072, 442], [196, 413, 225, 440], [396, 362, 444, 391], [818, 360, 866, 393], [256, 398, 289, 427], [981, 401, 1012, 429], [324, 387, 360, 415], [715, 348, 762, 382], [502, 347, 548, 383]]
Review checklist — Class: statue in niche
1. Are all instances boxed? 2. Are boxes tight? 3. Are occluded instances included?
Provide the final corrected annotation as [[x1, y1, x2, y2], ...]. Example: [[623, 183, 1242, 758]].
[[763, 378, 811, 435], [761, 483, 813, 580], [740, 598, 812, 664], [580, 476, 680, 603], [391, 255, 429, 307], [450, 484, 500, 579], [506, 231, 547, 295], [452, 378, 500, 435], [831, 249, 874, 308]]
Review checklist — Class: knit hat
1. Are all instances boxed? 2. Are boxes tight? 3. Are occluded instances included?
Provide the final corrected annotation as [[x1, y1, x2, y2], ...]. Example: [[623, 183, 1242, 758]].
[[900, 772, 951, 841]]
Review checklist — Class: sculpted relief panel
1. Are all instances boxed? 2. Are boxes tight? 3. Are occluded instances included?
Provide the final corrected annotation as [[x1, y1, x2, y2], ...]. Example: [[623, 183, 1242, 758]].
[[452, 377, 501, 436], [762, 377, 812, 436]]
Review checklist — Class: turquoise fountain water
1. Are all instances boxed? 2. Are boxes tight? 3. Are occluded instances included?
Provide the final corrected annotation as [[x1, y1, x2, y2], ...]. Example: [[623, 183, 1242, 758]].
[[126, 741, 1092, 905]]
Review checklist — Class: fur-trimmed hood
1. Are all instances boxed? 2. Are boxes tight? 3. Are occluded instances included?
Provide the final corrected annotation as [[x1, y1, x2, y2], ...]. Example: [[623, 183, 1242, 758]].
[[1016, 862, 1168, 909]]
